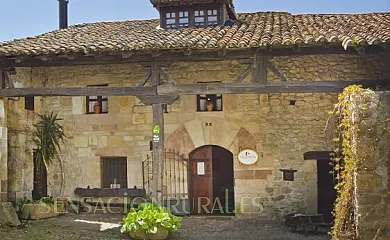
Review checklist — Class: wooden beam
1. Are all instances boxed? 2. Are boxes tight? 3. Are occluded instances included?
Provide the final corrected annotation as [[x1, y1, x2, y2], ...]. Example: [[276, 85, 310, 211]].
[[304, 151, 333, 160], [137, 69, 152, 86], [157, 80, 390, 95], [0, 69, 3, 89], [259, 55, 267, 83], [4, 71, 14, 88], [234, 65, 251, 83], [0, 86, 156, 97], [267, 60, 287, 81], [159, 68, 177, 85], [0, 45, 387, 68], [137, 95, 179, 105], [151, 59, 164, 204], [251, 53, 267, 83]]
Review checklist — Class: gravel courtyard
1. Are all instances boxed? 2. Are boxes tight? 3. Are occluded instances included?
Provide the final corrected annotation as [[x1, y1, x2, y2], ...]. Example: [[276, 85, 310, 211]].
[[0, 213, 331, 240]]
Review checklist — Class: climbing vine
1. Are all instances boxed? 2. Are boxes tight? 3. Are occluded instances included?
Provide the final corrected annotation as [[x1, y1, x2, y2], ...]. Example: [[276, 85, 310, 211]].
[[328, 85, 375, 239]]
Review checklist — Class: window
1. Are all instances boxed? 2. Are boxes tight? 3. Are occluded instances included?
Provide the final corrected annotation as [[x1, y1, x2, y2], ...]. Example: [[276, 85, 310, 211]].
[[163, 7, 220, 28], [101, 157, 128, 189], [207, 9, 219, 26], [197, 94, 223, 111], [178, 11, 189, 27], [25, 97, 34, 111], [194, 10, 205, 26], [166, 12, 177, 29], [86, 84, 108, 114]]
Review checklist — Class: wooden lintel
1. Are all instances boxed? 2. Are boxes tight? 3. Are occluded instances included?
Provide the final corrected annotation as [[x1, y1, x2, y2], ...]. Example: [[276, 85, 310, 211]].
[[137, 95, 179, 105], [137, 69, 152, 86], [159, 68, 177, 85], [266, 60, 287, 82], [0, 86, 156, 97], [234, 65, 251, 82], [4, 71, 14, 88], [304, 151, 333, 160], [157, 80, 390, 95]]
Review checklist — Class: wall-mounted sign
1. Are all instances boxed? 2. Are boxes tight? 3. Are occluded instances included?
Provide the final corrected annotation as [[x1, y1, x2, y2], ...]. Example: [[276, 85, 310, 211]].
[[238, 149, 259, 165], [152, 125, 160, 143]]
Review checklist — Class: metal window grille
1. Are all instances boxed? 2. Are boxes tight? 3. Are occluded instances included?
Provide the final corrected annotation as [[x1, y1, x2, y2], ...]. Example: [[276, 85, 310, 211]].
[[101, 157, 128, 188]]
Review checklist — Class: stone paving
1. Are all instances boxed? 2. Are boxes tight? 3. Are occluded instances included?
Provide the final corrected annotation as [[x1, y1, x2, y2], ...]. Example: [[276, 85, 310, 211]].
[[0, 213, 331, 240]]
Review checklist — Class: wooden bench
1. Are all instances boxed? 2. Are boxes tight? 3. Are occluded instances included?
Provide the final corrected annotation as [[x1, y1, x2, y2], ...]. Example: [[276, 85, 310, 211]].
[[285, 213, 332, 236]]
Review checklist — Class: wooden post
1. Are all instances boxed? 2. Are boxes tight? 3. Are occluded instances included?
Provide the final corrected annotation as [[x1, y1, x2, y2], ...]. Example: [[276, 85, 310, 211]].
[[151, 59, 165, 204]]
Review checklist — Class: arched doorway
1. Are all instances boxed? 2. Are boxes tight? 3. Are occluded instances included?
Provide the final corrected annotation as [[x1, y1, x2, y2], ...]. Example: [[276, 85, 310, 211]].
[[189, 145, 235, 215]]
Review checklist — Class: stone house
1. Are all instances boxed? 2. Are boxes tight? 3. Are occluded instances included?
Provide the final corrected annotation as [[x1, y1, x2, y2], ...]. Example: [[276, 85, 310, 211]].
[[0, 0, 389, 220]]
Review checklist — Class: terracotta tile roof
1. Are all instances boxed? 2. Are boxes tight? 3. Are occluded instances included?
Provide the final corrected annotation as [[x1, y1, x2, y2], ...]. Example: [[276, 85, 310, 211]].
[[0, 12, 389, 57]]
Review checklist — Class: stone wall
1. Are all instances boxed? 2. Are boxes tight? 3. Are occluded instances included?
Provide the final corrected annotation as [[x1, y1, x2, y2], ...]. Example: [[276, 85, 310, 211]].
[[355, 92, 390, 239], [0, 98, 7, 202], [6, 52, 390, 217]]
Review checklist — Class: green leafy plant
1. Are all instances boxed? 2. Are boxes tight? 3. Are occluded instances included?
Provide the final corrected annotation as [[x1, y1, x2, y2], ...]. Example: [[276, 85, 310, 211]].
[[33, 111, 66, 195], [120, 202, 182, 236]]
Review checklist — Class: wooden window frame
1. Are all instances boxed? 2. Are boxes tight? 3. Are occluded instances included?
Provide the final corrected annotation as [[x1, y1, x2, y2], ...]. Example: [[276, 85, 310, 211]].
[[161, 4, 223, 29], [101, 157, 128, 189], [197, 94, 223, 112], [86, 84, 108, 114]]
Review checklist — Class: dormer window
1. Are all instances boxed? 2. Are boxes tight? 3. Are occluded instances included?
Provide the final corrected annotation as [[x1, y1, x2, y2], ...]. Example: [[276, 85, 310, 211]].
[[162, 7, 221, 29], [152, 0, 238, 29]]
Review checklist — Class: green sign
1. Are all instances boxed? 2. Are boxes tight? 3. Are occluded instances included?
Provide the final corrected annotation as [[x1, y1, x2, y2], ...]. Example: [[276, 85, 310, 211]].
[[153, 125, 160, 134]]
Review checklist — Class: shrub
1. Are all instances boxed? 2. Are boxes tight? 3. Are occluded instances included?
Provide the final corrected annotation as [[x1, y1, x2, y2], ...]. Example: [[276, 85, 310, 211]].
[[120, 202, 182, 235]]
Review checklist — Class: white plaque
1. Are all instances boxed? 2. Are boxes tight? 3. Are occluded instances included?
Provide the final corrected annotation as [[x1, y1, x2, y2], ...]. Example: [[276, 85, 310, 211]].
[[197, 162, 205, 175], [238, 149, 259, 165]]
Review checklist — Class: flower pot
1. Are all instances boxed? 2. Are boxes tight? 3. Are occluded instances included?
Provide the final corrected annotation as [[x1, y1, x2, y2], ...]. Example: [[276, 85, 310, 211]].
[[21, 203, 59, 220], [129, 227, 169, 240], [206, 103, 214, 111], [94, 105, 101, 114]]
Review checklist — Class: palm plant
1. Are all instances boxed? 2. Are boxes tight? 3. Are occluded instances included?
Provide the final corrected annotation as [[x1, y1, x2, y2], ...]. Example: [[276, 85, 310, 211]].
[[33, 111, 66, 195]]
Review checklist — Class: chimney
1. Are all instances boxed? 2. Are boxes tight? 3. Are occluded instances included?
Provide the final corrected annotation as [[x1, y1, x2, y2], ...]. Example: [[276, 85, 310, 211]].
[[58, 0, 69, 29]]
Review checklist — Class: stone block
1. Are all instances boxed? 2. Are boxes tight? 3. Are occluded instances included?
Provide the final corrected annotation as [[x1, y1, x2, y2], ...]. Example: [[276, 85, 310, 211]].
[[234, 170, 254, 179], [0, 202, 21, 226], [88, 136, 98, 146], [78, 148, 92, 157], [132, 113, 146, 124], [254, 170, 272, 179], [108, 136, 126, 147], [21, 203, 59, 220], [74, 136, 88, 148], [98, 136, 108, 147], [72, 97, 83, 114]]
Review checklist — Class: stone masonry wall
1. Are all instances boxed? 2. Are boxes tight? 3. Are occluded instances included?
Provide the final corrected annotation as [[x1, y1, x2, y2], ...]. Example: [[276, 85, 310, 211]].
[[0, 98, 7, 202], [7, 52, 390, 217], [355, 92, 390, 240]]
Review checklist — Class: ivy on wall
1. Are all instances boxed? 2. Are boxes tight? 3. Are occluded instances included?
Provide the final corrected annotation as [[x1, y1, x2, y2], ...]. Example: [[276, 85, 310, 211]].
[[328, 85, 375, 239]]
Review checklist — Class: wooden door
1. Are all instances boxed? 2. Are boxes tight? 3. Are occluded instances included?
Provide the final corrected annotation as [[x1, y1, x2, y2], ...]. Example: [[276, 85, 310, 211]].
[[190, 146, 213, 214], [32, 151, 48, 200], [317, 160, 337, 223]]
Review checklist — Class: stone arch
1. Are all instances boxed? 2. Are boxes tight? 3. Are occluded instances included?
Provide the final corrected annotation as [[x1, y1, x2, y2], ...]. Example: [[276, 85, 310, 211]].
[[165, 118, 257, 158]]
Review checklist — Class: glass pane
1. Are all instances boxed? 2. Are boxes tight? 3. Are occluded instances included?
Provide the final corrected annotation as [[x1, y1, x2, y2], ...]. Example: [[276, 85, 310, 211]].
[[200, 10, 204, 16], [184, 11, 188, 17], [199, 99, 205, 111], [197, 162, 205, 175], [102, 100, 108, 113], [179, 12, 183, 17], [216, 98, 222, 111], [166, 13, 171, 18], [213, 10, 218, 15], [171, 12, 175, 18], [167, 19, 176, 24], [208, 10, 212, 15], [208, 16, 218, 22], [195, 11, 199, 16], [179, 18, 189, 23], [88, 101, 95, 113], [89, 96, 98, 99], [195, 17, 204, 23]]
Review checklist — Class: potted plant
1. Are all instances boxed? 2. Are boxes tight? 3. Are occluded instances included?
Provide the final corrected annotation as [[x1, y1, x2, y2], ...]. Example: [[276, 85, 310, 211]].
[[94, 101, 101, 114], [205, 98, 214, 111], [120, 202, 182, 240], [15, 196, 61, 220]]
